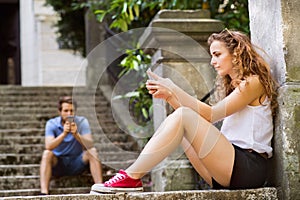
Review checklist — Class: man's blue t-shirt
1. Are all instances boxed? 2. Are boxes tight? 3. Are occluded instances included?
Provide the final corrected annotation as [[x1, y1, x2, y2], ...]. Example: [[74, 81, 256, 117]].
[[45, 116, 91, 157]]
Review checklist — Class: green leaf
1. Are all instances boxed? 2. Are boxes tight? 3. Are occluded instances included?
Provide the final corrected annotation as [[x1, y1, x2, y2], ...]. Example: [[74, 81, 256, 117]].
[[133, 4, 139, 17], [132, 60, 139, 71], [112, 94, 124, 100], [136, 54, 142, 62], [96, 13, 106, 22], [125, 91, 140, 98], [120, 57, 127, 66], [128, 6, 134, 21], [112, 91, 140, 100], [122, 2, 128, 13], [94, 10, 105, 14], [142, 107, 148, 119], [119, 18, 128, 31]]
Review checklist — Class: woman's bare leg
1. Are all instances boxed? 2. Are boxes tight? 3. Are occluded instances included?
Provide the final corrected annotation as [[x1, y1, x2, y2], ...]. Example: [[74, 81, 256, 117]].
[[181, 137, 213, 186], [126, 107, 234, 187]]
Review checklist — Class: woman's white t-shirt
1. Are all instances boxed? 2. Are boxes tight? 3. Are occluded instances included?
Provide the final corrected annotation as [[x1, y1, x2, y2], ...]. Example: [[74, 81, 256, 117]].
[[220, 97, 273, 158]]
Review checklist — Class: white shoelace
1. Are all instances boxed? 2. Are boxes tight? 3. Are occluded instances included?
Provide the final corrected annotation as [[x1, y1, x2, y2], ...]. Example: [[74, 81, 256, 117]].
[[105, 172, 126, 184]]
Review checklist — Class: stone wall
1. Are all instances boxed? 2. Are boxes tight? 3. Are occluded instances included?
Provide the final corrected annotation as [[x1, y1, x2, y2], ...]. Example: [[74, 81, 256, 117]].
[[20, 0, 86, 86], [249, 0, 300, 199]]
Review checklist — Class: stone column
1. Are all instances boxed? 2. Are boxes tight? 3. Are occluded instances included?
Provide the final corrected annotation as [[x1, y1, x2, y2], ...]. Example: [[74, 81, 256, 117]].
[[249, 1, 300, 199], [85, 9, 109, 88], [20, 0, 41, 86], [139, 9, 223, 192]]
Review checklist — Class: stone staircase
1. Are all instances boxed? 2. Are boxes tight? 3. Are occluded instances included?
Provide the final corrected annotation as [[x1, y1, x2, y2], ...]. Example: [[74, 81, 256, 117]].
[[0, 85, 140, 197]]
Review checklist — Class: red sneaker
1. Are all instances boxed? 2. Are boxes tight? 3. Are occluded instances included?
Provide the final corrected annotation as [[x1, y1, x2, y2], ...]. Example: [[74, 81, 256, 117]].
[[90, 169, 143, 193]]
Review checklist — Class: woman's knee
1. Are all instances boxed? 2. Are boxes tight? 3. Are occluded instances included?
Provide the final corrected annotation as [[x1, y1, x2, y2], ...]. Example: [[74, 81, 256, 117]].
[[172, 107, 204, 123], [172, 107, 194, 118]]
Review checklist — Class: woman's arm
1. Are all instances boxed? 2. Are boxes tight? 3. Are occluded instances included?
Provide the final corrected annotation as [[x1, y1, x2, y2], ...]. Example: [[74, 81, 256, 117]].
[[146, 70, 265, 123], [146, 70, 212, 121], [213, 76, 265, 121], [166, 83, 213, 122]]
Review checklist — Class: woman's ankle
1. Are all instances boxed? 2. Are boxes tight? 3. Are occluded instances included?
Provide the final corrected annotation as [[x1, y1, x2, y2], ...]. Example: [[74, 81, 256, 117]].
[[125, 170, 143, 180]]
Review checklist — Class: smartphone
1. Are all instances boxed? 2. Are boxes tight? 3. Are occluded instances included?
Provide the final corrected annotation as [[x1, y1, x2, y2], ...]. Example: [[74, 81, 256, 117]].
[[147, 68, 154, 80], [66, 116, 75, 123]]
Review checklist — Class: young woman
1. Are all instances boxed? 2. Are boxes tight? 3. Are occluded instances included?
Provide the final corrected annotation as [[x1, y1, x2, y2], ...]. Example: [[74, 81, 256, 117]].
[[92, 29, 278, 193]]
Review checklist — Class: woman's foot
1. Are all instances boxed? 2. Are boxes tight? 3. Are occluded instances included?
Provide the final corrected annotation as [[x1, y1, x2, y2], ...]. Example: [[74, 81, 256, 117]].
[[90, 169, 143, 193]]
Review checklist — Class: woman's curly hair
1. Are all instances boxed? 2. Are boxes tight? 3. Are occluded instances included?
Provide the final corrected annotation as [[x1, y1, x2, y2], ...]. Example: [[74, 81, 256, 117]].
[[208, 29, 278, 116]]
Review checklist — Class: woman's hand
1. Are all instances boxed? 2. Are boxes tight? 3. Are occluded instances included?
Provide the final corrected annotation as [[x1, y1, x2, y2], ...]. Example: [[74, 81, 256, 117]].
[[146, 69, 176, 101]]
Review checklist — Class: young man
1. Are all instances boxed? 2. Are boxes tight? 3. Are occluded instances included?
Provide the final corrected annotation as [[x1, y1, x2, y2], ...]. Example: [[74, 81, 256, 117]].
[[40, 96, 103, 195]]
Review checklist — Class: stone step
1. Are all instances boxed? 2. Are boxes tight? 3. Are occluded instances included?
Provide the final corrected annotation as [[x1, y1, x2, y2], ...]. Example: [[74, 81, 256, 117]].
[[0, 89, 105, 97], [0, 86, 103, 95], [0, 85, 78, 91], [0, 162, 132, 178], [0, 112, 114, 121], [0, 174, 151, 197], [0, 175, 41, 191], [0, 97, 106, 105], [0, 107, 110, 115], [0, 187, 90, 197], [0, 127, 124, 137], [0, 101, 109, 108], [0, 188, 278, 199], [0, 152, 138, 165], [0, 119, 119, 130], [0, 134, 45, 145], [0, 128, 45, 136], [0, 117, 113, 126], [0, 121, 120, 130], [0, 114, 55, 122], [0, 112, 107, 121], [0, 175, 95, 191], [0, 122, 115, 130], [0, 98, 107, 107], [0, 141, 136, 154], [0, 129, 126, 143], [0, 136, 45, 145], [0, 94, 105, 100], [0, 133, 130, 145], [0, 172, 150, 197], [0, 88, 107, 105], [0, 121, 46, 129], [0, 92, 105, 97], [0, 164, 40, 176], [0, 164, 121, 177]]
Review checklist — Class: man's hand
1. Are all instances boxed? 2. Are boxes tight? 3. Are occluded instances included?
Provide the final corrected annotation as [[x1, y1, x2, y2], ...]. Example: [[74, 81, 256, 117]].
[[69, 122, 87, 149], [70, 122, 78, 136], [63, 121, 71, 135]]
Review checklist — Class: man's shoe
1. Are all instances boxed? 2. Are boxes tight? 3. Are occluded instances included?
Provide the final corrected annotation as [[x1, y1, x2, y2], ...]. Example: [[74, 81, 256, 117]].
[[90, 169, 143, 193]]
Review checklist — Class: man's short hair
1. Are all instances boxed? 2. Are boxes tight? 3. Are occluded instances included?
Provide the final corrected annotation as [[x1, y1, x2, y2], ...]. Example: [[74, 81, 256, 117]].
[[57, 96, 77, 111]]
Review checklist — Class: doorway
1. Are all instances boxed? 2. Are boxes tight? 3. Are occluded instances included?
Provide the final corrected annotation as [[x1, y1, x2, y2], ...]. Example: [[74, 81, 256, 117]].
[[0, 0, 21, 85]]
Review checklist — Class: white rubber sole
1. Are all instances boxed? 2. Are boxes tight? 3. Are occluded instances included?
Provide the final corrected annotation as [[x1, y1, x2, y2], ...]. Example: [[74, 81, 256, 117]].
[[90, 183, 143, 194]]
